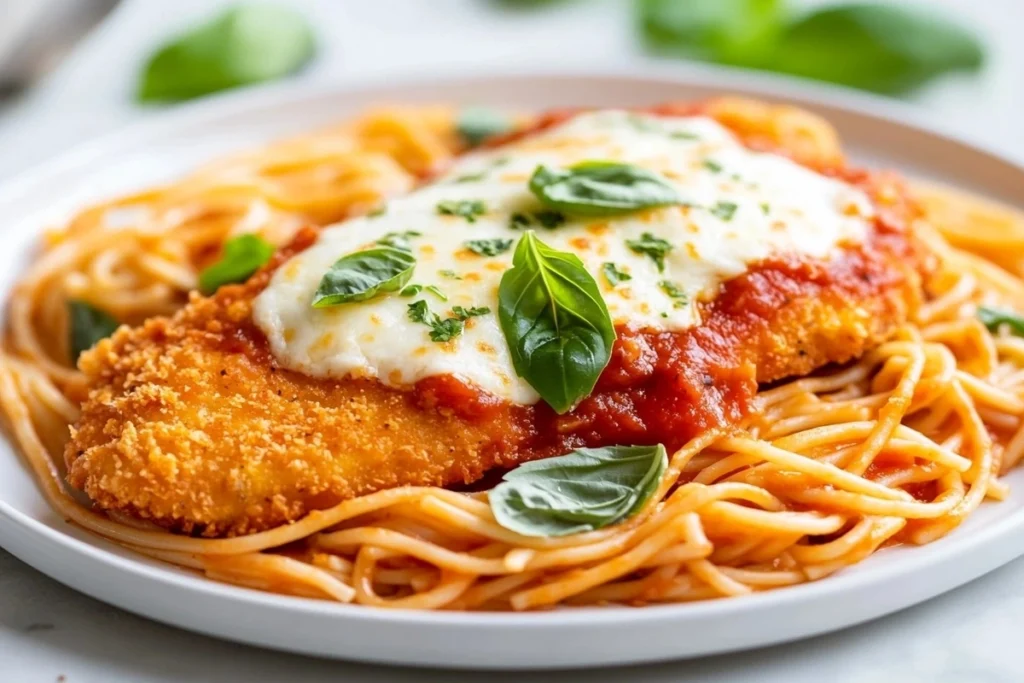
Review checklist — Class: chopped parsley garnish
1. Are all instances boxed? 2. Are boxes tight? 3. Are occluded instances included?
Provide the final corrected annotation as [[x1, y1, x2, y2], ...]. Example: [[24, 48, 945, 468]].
[[625, 232, 673, 273], [464, 238, 514, 257], [601, 262, 632, 287], [439, 269, 463, 280], [702, 159, 723, 173], [408, 300, 490, 343], [710, 201, 738, 221], [510, 212, 532, 230], [437, 199, 487, 223], [452, 305, 491, 319], [453, 171, 487, 184], [425, 285, 447, 300], [400, 284, 421, 297], [407, 300, 431, 323], [534, 209, 566, 229], [367, 204, 387, 218], [659, 280, 688, 308], [508, 210, 566, 230], [625, 114, 661, 133], [760, 202, 770, 215], [376, 230, 421, 252], [669, 131, 700, 141]]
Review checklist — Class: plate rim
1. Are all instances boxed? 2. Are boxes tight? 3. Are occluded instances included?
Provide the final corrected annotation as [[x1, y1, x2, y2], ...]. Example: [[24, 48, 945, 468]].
[[2, 64, 1023, 661]]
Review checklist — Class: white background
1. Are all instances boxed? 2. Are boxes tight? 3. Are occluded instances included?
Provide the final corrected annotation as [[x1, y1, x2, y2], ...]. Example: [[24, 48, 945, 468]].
[[1, 0, 1023, 681]]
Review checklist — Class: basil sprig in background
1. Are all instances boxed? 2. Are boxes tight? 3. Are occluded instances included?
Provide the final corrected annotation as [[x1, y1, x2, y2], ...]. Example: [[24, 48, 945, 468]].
[[639, 0, 984, 95], [68, 300, 120, 361], [489, 444, 668, 537], [198, 234, 275, 295], [138, 5, 316, 103]]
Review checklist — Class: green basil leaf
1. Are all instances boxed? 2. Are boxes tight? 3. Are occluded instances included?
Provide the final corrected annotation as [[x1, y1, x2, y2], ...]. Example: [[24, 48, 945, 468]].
[[528, 161, 682, 217], [312, 247, 415, 308], [457, 107, 514, 147], [489, 444, 668, 537], [767, 4, 984, 94], [464, 238, 514, 257], [978, 307, 1024, 336], [68, 300, 120, 361], [198, 234, 275, 294], [498, 231, 615, 413], [137, 5, 316, 103], [639, 0, 784, 67]]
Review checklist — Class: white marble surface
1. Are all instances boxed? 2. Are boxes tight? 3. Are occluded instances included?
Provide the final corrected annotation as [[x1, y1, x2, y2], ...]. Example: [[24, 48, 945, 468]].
[[2, 0, 1024, 680]]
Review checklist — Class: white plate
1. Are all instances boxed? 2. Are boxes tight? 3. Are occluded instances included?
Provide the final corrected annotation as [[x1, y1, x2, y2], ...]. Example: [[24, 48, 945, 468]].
[[2, 68, 1024, 670]]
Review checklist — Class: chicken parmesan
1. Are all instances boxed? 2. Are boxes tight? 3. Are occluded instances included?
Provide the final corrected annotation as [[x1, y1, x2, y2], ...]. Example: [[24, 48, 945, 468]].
[[65, 106, 926, 536], [4, 95, 1019, 612]]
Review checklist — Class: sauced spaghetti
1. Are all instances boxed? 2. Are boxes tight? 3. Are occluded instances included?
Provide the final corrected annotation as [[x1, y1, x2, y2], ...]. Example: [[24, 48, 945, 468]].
[[3, 97, 1024, 610]]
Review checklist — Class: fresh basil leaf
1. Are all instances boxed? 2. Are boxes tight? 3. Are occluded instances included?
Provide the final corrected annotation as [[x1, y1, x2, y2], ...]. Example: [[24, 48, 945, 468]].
[[465, 238, 514, 257], [68, 300, 120, 361], [529, 161, 682, 217], [437, 199, 487, 223], [198, 234, 275, 294], [768, 4, 984, 94], [625, 233, 673, 273], [489, 444, 668, 537], [978, 307, 1024, 336], [137, 5, 316, 103], [312, 247, 415, 308], [457, 107, 514, 147], [498, 231, 615, 413], [602, 263, 632, 287], [639, 0, 784, 67]]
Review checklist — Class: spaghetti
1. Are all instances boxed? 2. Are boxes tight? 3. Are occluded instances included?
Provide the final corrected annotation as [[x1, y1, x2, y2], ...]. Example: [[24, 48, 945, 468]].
[[3, 98, 1024, 610]]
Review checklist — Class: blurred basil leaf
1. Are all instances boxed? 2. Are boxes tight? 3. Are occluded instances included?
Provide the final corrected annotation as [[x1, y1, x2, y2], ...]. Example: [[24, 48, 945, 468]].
[[766, 4, 984, 94], [68, 301, 119, 361], [639, 0, 784, 67], [138, 4, 316, 103], [638, 1, 984, 95]]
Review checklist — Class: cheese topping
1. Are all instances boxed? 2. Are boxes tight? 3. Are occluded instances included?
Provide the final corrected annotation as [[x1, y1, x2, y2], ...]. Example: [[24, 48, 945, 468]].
[[253, 110, 873, 404]]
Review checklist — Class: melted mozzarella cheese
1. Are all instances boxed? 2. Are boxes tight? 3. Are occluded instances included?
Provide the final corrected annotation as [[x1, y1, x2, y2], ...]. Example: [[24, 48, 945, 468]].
[[253, 110, 873, 404]]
